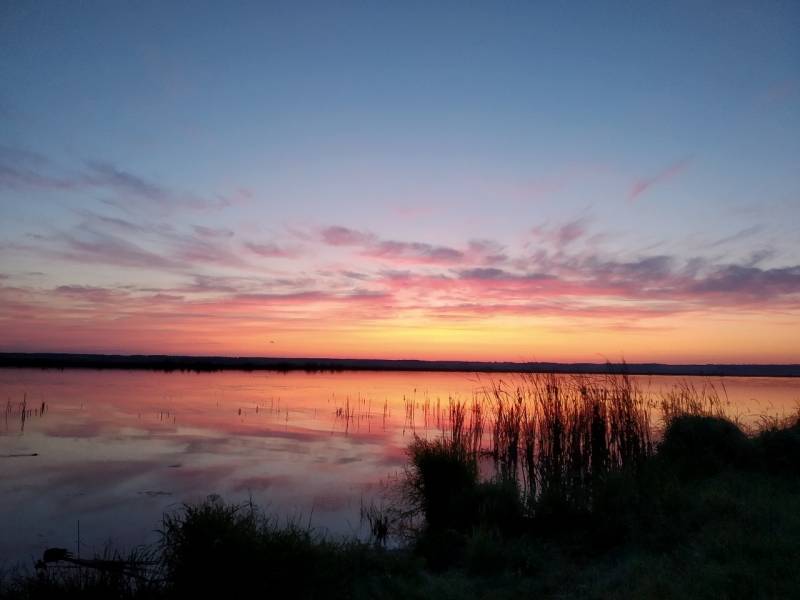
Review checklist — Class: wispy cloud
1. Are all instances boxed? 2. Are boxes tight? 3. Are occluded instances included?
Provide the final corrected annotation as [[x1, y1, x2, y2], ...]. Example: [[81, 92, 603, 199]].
[[318, 225, 497, 266], [193, 225, 235, 239], [364, 240, 464, 264], [705, 225, 763, 248], [54, 229, 184, 270], [530, 218, 592, 249], [0, 148, 238, 212], [320, 226, 376, 246], [244, 241, 302, 258], [628, 158, 691, 202], [84, 161, 168, 202], [14, 209, 308, 273]]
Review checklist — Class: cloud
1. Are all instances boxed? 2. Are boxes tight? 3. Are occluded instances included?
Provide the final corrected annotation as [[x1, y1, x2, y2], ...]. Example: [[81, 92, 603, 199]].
[[21, 213, 265, 272], [179, 274, 314, 295], [193, 225, 235, 239], [167, 231, 249, 268], [319, 225, 468, 265], [74, 210, 149, 234], [320, 226, 375, 246], [530, 218, 591, 249], [628, 157, 691, 202], [244, 241, 301, 258], [340, 270, 370, 280], [365, 240, 464, 264], [54, 285, 124, 304], [581, 255, 676, 286], [553, 219, 588, 247], [0, 145, 48, 167], [456, 268, 553, 281], [466, 239, 508, 264], [705, 225, 763, 248], [55, 229, 184, 270], [84, 161, 168, 202], [457, 267, 508, 280], [0, 160, 77, 191], [0, 147, 237, 212], [690, 265, 800, 297]]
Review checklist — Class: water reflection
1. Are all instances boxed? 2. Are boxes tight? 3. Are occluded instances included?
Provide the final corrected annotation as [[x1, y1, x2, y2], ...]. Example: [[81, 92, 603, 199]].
[[1, 368, 798, 564]]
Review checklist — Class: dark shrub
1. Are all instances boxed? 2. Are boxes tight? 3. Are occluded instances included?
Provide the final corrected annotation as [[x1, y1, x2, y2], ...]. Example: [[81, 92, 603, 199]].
[[407, 437, 478, 534], [756, 421, 800, 474], [590, 468, 646, 547], [474, 479, 525, 536], [659, 416, 752, 476], [464, 528, 507, 575], [160, 496, 263, 596], [160, 496, 349, 598], [413, 529, 467, 572]]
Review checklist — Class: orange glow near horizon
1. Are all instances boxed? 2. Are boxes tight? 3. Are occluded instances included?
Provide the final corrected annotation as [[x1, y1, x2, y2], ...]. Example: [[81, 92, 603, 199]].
[[2, 293, 798, 363]]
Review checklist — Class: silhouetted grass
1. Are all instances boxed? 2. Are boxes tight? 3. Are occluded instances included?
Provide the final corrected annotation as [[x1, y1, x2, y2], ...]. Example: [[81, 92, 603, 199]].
[[406, 372, 653, 532], [0, 546, 161, 600], [401, 372, 800, 589]]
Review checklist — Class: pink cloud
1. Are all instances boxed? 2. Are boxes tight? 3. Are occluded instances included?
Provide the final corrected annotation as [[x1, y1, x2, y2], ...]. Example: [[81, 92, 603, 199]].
[[628, 158, 691, 202], [244, 241, 302, 258], [530, 218, 591, 249], [363, 240, 464, 264], [320, 226, 375, 246], [319, 225, 504, 266]]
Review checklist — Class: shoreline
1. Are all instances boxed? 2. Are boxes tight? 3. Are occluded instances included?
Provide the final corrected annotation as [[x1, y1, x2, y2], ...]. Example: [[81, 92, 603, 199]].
[[1, 352, 799, 377]]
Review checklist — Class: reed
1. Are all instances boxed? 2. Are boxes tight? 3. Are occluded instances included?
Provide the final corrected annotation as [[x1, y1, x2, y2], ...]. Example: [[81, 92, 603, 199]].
[[411, 372, 654, 518], [659, 378, 728, 425]]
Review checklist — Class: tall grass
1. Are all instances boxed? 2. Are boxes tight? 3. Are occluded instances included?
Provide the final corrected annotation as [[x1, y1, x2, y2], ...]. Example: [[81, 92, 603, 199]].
[[659, 378, 728, 425], [408, 372, 654, 523], [406, 370, 798, 538]]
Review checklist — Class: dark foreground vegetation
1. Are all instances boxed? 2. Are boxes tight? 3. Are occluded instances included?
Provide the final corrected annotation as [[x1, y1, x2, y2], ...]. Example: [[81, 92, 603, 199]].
[[2, 374, 800, 599]]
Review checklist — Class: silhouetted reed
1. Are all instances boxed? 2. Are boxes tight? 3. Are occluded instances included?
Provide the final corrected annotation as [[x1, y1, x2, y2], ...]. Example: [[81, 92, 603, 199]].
[[408, 373, 654, 521], [659, 378, 728, 425]]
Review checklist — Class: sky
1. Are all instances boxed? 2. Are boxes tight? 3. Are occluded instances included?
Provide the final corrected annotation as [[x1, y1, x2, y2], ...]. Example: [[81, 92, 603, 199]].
[[1, 1, 799, 363]]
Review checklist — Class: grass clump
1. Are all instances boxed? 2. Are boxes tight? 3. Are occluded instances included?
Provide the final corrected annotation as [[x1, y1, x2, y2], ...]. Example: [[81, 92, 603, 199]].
[[0, 547, 161, 600], [159, 494, 416, 599], [406, 437, 479, 535]]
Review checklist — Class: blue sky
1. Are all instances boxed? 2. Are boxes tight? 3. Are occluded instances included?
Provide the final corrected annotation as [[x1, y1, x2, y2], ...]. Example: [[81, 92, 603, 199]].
[[1, 1, 798, 361]]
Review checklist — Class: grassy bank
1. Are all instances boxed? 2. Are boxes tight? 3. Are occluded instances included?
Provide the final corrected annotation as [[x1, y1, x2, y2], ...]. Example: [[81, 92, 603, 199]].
[[2, 374, 799, 599]]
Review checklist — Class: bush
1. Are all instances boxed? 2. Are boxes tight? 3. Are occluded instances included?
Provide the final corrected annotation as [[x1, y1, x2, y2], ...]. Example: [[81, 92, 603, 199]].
[[160, 495, 351, 599], [474, 480, 525, 536], [659, 416, 752, 476], [756, 420, 800, 474], [406, 437, 479, 534]]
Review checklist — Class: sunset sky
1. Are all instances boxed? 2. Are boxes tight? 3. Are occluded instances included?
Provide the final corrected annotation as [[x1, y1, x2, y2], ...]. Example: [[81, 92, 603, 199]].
[[1, 2, 798, 362]]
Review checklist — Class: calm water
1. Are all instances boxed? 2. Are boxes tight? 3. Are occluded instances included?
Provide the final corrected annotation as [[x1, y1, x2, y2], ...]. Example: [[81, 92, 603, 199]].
[[2, 368, 799, 565]]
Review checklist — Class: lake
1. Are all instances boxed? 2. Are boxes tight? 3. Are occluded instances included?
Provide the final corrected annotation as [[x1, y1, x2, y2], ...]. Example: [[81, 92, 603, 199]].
[[2, 368, 799, 565]]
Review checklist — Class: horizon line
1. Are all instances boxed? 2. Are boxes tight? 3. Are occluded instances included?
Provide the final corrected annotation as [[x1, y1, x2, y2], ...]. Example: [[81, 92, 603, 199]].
[[1, 352, 798, 377]]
